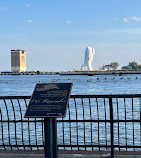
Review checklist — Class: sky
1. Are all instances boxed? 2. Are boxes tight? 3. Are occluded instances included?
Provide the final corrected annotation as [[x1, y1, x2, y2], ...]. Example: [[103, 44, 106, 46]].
[[0, 0, 141, 71]]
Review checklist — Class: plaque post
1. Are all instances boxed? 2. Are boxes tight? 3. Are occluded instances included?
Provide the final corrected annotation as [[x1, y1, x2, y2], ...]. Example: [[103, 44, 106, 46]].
[[52, 118, 58, 157], [44, 118, 58, 158]]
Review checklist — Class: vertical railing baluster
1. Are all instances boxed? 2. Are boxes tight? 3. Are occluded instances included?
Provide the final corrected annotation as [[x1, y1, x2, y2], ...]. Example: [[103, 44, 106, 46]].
[[17, 99, 25, 150], [74, 98, 79, 150], [28, 118, 32, 150], [96, 98, 100, 151], [89, 98, 93, 151], [3, 99, 12, 150], [104, 98, 107, 150], [109, 97, 114, 158], [10, 99, 19, 150], [42, 118, 44, 148], [139, 98, 141, 147], [81, 98, 86, 150], [124, 98, 127, 151], [35, 118, 39, 150], [62, 116, 65, 150], [24, 99, 32, 150], [116, 98, 120, 151], [0, 105, 6, 150], [132, 97, 135, 151], [68, 103, 72, 150]]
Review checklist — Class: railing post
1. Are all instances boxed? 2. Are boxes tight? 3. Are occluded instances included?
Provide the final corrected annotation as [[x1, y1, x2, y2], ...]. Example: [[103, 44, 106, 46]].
[[109, 98, 114, 158]]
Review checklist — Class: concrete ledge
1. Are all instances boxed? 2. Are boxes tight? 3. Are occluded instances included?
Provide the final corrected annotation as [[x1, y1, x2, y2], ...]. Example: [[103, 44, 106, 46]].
[[0, 150, 141, 158]]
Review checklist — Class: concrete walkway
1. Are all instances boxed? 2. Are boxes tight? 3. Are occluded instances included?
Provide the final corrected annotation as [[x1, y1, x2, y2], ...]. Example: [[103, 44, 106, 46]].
[[0, 153, 141, 158], [0, 151, 141, 158]]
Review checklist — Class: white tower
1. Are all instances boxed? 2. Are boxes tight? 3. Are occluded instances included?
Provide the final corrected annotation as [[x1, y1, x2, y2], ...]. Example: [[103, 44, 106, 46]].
[[81, 46, 95, 70]]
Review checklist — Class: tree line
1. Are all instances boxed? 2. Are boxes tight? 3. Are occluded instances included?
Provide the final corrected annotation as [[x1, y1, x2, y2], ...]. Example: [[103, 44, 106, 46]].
[[122, 61, 141, 70], [99, 61, 141, 70], [99, 62, 119, 70]]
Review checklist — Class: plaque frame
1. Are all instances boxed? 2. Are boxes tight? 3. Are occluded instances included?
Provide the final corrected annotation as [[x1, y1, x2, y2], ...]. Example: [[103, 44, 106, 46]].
[[24, 83, 73, 118]]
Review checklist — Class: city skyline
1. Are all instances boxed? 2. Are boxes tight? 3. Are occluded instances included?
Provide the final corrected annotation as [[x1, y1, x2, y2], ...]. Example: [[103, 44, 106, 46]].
[[0, 0, 141, 71]]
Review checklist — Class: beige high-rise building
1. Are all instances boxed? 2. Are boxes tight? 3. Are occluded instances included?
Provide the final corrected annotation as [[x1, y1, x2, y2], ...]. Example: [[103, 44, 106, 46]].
[[11, 50, 26, 72]]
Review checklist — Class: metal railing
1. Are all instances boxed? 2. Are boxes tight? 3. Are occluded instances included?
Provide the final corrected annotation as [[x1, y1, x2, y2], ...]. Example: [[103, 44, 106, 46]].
[[0, 94, 141, 156]]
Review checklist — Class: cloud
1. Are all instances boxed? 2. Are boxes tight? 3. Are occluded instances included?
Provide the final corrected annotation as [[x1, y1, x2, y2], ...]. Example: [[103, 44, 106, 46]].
[[0, 7, 8, 11], [27, 20, 32, 23], [65, 20, 72, 25], [131, 16, 141, 21], [123, 18, 128, 22], [25, 4, 31, 7], [123, 16, 141, 22]]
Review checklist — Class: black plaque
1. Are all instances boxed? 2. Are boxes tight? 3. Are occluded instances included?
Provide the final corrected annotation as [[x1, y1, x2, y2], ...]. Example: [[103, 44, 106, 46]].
[[24, 83, 72, 118]]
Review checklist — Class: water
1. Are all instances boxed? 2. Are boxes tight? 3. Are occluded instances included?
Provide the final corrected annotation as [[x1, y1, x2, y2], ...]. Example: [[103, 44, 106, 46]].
[[0, 74, 141, 96], [0, 74, 141, 151]]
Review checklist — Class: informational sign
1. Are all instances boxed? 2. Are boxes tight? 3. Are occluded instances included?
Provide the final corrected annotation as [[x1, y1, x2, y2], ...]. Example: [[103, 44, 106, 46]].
[[24, 83, 73, 118]]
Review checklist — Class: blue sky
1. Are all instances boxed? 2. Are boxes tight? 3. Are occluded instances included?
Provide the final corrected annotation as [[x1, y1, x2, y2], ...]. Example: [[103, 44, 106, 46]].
[[0, 0, 141, 71]]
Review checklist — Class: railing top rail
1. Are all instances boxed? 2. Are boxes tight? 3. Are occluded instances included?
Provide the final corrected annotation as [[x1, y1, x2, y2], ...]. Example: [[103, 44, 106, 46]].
[[0, 94, 141, 99], [70, 94, 141, 98], [0, 96, 31, 99]]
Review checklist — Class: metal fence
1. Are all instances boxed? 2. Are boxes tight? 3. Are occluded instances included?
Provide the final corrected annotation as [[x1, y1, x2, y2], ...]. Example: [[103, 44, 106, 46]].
[[0, 94, 141, 156]]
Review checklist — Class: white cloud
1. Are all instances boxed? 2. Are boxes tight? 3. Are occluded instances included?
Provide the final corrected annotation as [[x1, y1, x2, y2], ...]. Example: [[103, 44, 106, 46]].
[[123, 18, 128, 22], [27, 20, 32, 23], [131, 16, 141, 21], [123, 16, 141, 22], [25, 4, 31, 7], [65, 20, 72, 25], [0, 7, 8, 11]]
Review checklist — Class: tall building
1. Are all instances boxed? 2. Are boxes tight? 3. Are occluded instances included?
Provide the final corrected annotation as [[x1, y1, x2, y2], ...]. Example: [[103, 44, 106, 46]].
[[11, 50, 26, 72]]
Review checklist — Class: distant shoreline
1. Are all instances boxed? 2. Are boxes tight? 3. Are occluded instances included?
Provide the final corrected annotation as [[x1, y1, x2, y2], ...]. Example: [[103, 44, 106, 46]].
[[60, 70, 141, 76], [1, 70, 141, 76]]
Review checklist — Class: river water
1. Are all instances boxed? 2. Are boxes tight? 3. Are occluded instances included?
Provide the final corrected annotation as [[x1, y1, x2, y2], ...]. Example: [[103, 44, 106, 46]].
[[0, 74, 141, 151], [0, 74, 141, 96]]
